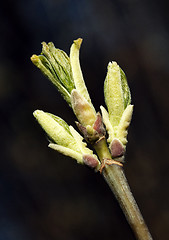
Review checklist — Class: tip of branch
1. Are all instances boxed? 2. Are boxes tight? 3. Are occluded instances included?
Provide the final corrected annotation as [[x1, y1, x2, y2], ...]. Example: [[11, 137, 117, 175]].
[[73, 38, 83, 49]]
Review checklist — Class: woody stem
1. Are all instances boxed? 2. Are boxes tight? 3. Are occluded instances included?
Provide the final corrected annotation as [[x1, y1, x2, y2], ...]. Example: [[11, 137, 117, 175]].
[[93, 137, 153, 240]]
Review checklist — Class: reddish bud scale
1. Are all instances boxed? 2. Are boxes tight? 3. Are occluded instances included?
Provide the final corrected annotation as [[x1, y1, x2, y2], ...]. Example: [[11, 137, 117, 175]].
[[93, 112, 106, 136], [110, 139, 125, 158], [83, 154, 99, 168]]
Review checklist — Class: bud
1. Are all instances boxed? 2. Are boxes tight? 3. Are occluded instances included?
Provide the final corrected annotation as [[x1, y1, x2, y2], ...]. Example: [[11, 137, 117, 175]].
[[102, 61, 133, 158], [71, 89, 97, 127], [104, 61, 131, 127], [83, 154, 100, 169], [71, 90, 106, 144], [33, 110, 100, 169], [110, 139, 125, 158]]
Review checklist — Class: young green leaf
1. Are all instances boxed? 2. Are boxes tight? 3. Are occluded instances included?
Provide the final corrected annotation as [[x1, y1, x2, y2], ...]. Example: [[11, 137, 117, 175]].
[[70, 38, 92, 105], [31, 42, 75, 106]]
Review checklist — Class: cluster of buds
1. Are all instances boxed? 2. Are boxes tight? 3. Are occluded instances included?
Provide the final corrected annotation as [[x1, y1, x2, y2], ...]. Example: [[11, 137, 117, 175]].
[[31, 38, 133, 171]]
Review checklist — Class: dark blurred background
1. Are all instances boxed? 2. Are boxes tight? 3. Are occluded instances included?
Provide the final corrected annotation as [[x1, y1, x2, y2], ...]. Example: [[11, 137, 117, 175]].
[[0, 0, 169, 239]]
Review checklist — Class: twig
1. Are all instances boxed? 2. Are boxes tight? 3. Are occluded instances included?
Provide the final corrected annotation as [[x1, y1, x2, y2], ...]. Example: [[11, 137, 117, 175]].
[[94, 137, 153, 240]]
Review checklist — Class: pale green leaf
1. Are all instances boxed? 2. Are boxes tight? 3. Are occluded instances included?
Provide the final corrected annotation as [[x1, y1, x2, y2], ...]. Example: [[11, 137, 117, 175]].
[[49, 143, 83, 164]]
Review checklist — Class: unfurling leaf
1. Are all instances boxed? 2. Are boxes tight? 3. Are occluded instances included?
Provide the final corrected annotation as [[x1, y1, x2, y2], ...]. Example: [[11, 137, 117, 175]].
[[31, 42, 75, 106]]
